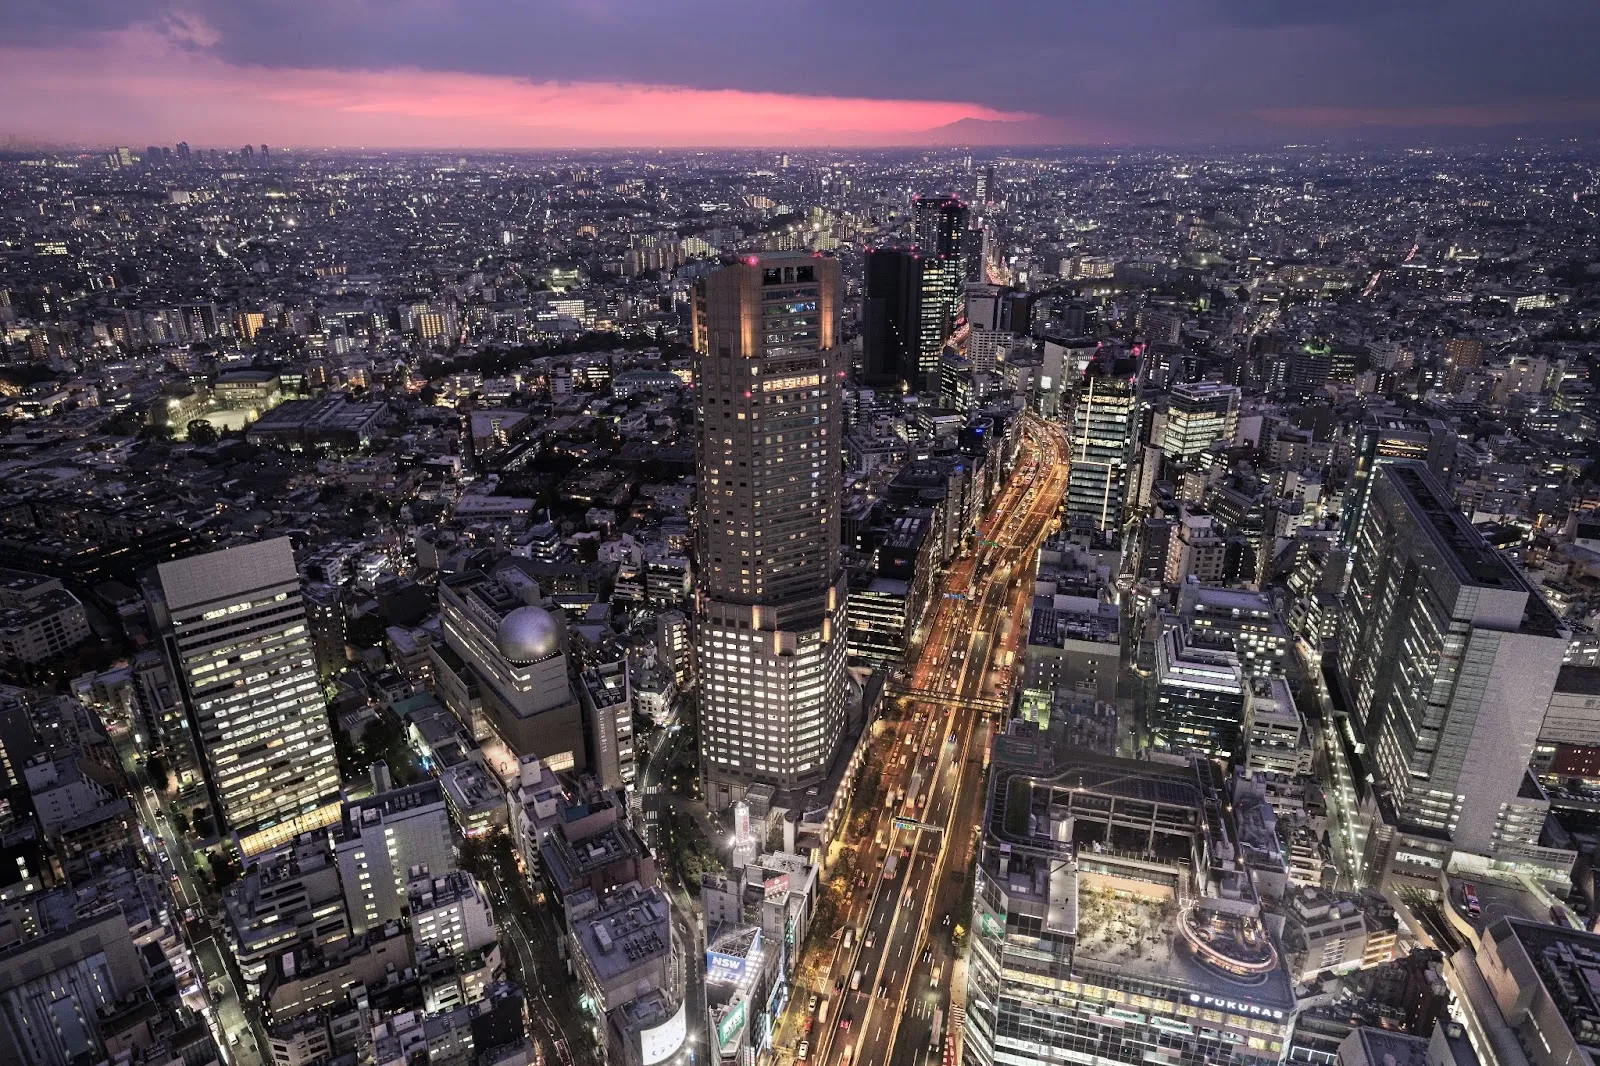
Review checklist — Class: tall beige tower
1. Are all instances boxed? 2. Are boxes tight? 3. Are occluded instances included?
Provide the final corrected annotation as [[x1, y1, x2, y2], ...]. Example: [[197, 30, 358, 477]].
[[155, 537, 341, 855], [692, 252, 848, 808]]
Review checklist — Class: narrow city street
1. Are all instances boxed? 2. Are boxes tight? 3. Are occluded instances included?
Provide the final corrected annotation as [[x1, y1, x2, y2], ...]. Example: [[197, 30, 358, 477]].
[[109, 724, 264, 1066]]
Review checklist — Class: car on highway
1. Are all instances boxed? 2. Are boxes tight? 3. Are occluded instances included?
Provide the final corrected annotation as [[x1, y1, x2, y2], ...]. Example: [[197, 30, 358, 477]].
[[931, 962, 942, 988], [839, 1014, 852, 1031], [865, 931, 875, 949], [834, 977, 844, 993], [807, 994, 819, 1014], [795, 1040, 810, 1060]]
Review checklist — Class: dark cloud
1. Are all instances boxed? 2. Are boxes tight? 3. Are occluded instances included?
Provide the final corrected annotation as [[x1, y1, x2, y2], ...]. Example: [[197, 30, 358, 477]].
[[4, 0, 1597, 142], [0, 0, 150, 42], [1204, 0, 1449, 29]]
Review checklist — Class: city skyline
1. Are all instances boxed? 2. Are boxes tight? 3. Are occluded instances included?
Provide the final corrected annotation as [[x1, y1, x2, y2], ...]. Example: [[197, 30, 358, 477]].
[[3, 1, 1599, 148], [5, 39, 1600, 1061]]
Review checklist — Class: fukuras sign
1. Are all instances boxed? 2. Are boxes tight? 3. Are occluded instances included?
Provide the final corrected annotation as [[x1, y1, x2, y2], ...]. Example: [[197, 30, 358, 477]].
[[1189, 993, 1285, 1021]]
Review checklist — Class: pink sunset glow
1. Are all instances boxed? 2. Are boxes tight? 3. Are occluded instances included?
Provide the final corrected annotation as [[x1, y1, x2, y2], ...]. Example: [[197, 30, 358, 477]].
[[0, 23, 1042, 148]]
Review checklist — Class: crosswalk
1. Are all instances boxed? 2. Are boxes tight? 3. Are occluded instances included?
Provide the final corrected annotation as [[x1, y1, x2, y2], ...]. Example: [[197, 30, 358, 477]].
[[945, 1005, 966, 1066]]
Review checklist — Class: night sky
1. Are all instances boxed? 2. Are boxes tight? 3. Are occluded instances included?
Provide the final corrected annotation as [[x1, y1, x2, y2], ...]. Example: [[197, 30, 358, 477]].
[[4, 0, 1598, 148]]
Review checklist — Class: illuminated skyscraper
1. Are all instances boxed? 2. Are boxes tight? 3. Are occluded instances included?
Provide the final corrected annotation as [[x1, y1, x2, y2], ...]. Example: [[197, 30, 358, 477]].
[[911, 195, 969, 392], [1065, 349, 1142, 542], [1336, 461, 1568, 889], [692, 252, 849, 808], [1160, 381, 1240, 461], [154, 537, 341, 855]]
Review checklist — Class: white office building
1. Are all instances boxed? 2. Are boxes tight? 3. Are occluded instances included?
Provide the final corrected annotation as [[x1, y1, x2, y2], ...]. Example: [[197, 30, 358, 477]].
[[336, 780, 455, 935], [407, 869, 496, 955], [155, 538, 341, 855]]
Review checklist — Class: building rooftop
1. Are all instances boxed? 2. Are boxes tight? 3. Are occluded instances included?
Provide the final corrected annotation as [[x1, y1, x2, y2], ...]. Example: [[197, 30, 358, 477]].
[[1556, 664, 1600, 696], [339, 779, 446, 839], [1028, 595, 1119, 648], [1488, 918, 1600, 1055], [1246, 676, 1300, 725], [440, 761, 504, 815], [572, 885, 671, 983], [0, 568, 61, 598], [1387, 463, 1565, 638], [1183, 583, 1278, 616], [407, 869, 483, 911], [1388, 463, 1520, 590], [982, 730, 1295, 1012]]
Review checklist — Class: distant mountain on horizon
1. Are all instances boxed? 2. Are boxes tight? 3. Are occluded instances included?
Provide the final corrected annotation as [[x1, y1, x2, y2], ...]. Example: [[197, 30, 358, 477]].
[[916, 115, 1103, 146]]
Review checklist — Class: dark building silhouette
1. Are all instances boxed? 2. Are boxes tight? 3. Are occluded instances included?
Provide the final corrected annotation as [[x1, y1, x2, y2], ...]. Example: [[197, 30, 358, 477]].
[[861, 246, 922, 388]]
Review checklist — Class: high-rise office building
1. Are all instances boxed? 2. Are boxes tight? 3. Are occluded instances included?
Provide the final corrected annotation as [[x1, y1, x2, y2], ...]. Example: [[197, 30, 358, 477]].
[[577, 652, 636, 792], [911, 195, 969, 392], [1065, 349, 1142, 542], [966, 281, 1033, 355], [154, 538, 341, 855], [1161, 380, 1240, 460], [1336, 461, 1568, 890], [861, 246, 922, 388], [1340, 413, 1456, 547], [692, 252, 849, 809], [964, 283, 1006, 333]]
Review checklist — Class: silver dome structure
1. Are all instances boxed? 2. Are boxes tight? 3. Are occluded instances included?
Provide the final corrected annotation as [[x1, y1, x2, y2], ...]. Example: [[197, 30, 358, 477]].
[[496, 605, 561, 664]]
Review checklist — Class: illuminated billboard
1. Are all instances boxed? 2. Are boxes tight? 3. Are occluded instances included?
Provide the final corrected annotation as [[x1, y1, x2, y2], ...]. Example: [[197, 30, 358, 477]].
[[639, 1000, 688, 1065], [716, 997, 747, 1050]]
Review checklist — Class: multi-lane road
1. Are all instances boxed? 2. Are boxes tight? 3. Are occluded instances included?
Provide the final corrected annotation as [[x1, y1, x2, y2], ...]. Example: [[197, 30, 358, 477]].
[[793, 415, 1070, 1066]]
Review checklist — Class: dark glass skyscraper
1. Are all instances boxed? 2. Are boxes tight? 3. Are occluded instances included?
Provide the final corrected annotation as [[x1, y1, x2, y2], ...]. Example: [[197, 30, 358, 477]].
[[861, 245, 921, 388], [692, 252, 850, 809]]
